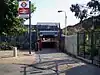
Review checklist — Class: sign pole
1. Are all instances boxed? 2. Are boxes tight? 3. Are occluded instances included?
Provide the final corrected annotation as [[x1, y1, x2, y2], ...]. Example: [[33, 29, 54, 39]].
[[18, 0, 31, 54], [29, 1, 31, 54]]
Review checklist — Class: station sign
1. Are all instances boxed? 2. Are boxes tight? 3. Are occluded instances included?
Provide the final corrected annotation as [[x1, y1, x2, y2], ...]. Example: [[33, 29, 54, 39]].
[[18, 1, 29, 18]]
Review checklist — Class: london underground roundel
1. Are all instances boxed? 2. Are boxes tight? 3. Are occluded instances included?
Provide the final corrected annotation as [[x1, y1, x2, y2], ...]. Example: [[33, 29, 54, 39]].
[[19, 1, 29, 8], [18, 1, 29, 18], [21, 2, 27, 8]]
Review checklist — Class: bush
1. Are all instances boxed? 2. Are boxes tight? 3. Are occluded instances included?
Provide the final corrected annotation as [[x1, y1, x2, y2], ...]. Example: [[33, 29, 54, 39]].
[[0, 42, 13, 50]]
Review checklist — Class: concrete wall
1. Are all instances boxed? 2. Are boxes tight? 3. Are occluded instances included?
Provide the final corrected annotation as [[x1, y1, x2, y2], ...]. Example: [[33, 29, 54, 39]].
[[65, 34, 77, 55]]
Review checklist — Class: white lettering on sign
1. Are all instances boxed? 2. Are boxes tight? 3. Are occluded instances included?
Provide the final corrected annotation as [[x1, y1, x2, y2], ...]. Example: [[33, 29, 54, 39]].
[[18, 8, 29, 14], [18, 1, 29, 18]]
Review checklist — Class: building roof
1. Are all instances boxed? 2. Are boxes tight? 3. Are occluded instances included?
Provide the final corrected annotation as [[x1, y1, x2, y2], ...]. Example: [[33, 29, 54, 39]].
[[37, 22, 60, 26]]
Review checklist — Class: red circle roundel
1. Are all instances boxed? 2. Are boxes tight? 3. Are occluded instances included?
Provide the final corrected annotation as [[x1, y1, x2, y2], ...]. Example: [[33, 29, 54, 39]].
[[21, 2, 27, 8]]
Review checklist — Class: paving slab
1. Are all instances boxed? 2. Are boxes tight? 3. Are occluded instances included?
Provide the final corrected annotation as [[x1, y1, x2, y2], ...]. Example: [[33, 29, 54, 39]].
[[0, 49, 100, 75], [25, 49, 100, 75], [0, 50, 36, 75]]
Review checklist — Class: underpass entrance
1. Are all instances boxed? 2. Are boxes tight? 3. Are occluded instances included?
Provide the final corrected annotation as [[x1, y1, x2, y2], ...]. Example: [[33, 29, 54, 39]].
[[40, 35, 58, 49], [35, 22, 61, 50], [20, 22, 61, 51]]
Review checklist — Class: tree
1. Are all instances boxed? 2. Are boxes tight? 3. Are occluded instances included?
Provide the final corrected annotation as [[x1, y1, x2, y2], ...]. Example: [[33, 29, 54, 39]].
[[70, 4, 87, 22], [87, 0, 100, 14], [70, 0, 100, 30], [0, 0, 36, 35]]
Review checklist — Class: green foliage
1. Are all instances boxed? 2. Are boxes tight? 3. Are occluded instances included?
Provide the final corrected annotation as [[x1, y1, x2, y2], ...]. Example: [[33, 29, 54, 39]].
[[0, 42, 13, 50], [31, 3, 36, 13], [70, 4, 87, 21], [70, 0, 100, 31], [87, 0, 100, 13], [8, 18, 28, 36], [70, 0, 100, 21], [0, 0, 36, 36]]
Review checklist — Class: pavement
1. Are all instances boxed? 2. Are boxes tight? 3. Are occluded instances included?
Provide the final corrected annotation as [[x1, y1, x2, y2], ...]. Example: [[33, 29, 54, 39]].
[[0, 50, 36, 75], [0, 49, 100, 75]]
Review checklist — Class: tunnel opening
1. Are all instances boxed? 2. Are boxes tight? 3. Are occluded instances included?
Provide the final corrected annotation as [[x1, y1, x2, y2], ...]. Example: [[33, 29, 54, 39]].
[[40, 35, 58, 49]]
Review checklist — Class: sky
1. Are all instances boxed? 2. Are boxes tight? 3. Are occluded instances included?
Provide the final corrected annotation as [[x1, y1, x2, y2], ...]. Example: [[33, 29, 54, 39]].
[[25, 0, 90, 29]]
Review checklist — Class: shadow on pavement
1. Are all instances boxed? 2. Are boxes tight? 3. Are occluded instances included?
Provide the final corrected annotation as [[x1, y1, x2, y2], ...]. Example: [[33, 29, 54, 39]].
[[65, 64, 100, 75], [35, 48, 60, 54], [17, 48, 100, 75], [19, 48, 84, 75], [36, 58, 79, 64], [19, 58, 80, 75]]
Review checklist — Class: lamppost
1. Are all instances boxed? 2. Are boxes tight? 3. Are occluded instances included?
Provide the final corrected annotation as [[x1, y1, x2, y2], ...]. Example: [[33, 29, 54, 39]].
[[58, 10, 67, 35]]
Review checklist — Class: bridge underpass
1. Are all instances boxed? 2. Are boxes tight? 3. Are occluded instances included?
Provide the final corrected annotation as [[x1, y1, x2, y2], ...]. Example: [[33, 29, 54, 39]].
[[40, 35, 59, 49], [35, 22, 60, 50]]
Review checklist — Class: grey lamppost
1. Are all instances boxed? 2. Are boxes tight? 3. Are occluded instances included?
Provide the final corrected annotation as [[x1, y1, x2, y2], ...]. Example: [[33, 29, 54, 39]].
[[58, 10, 67, 35]]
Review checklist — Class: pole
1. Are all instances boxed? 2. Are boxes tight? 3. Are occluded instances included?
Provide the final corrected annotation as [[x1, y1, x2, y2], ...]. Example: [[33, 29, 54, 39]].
[[36, 25, 39, 51], [65, 12, 67, 35], [29, 1, 31, 54], [64, 12, 67, 52]]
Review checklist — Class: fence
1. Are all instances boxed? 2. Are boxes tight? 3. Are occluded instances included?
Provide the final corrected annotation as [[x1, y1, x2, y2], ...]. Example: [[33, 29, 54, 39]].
[[77, 31, 100, 66], [64, 35, 77, 56], [64, 31, 100, 66], [0, 32, 37, 50]]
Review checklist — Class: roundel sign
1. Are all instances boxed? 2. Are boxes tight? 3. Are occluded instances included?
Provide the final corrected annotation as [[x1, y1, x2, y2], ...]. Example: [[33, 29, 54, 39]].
[[18, 1, 29, 18], [19, 1, 29, 8], [21, 2, 27, 8]]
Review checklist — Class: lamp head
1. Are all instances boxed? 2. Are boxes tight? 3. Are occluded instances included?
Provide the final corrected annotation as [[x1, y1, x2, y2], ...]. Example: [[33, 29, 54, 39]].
[[58, 10, 63, 13]]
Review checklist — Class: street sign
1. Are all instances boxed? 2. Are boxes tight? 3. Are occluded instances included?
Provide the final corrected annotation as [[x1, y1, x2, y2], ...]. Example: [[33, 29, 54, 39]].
[[19, 8, 29, 14], [21, 2, 27, 7], [18, 0, 32, 54], [18, 1, 29, 18]]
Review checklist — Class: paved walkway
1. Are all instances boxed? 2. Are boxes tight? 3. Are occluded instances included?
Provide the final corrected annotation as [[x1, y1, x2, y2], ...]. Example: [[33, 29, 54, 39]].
[[25, 49, 100, 75], [0, 49, 100, 75], [0, 50, 36, 75]]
